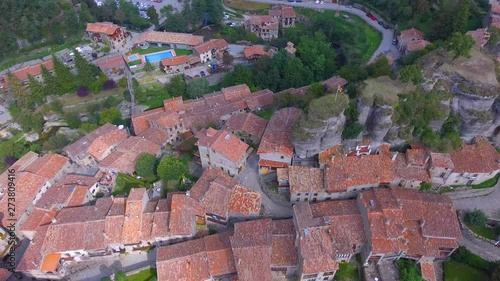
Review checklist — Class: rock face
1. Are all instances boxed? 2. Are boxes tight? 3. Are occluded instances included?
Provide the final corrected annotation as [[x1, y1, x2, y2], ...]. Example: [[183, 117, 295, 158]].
[[418, 48, 499, 140], [292, 94, 349, 158], [367, 105, 394, 143]]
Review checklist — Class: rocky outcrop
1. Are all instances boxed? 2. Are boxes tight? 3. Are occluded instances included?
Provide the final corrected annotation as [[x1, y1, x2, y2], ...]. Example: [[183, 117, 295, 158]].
[[367, 105, 394, 143], [292, 94, 349, 158]]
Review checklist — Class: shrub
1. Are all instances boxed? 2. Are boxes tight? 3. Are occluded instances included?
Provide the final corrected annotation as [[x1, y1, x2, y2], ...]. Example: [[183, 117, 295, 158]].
[[465, 209, 488, 227], [102, 79, 117, 90], [77, 86, 91, 97], [119, 77, 128, 88], [122, 90, 131, 102], [101, 46, 111, 53], [452, 246, 495, 273], [4, 156, 18, 166], [396, 259, 424, 281], [420, 182, 432, 191]]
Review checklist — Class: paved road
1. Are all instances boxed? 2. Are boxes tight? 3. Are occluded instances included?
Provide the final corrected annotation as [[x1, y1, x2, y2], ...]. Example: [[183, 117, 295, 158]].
[[450, 180, 500, 220], [236, 153, 293, 219], [459, 226, 500, 262], [246, 0, 395, 63]]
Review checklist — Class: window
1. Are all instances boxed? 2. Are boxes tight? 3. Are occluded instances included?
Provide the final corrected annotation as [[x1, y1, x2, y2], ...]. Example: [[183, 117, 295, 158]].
[[280, 155, 284, 159], [297, 193, 301, 196], [313, 193, 318, 196]]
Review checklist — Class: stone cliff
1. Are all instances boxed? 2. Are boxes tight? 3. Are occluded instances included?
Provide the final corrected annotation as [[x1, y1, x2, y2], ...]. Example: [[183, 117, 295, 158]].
[[291, 93, 349, 158]]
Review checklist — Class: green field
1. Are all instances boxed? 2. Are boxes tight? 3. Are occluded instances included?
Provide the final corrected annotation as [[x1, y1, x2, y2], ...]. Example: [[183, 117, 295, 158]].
[[343, 12, 383, 62], [126, 268, 157, 281], [444, 260, 490, 281], [254, 108, 274, 120], [465, 220, 500, 240], [113, 173, 146, 196]]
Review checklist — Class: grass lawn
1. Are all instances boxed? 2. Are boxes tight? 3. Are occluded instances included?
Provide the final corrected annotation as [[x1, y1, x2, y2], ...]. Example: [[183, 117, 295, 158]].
[[443, 260, 490, 281], [465, 221, 500, 240], [126, 268, 157, 281], [174, 49, 193, 56], [471, 174, 499, 189], [254, 108, 274, 120], [347, 13, 382, 62], [224, 0, 270, 11], [335, 262, 360, 281], [128, 59, 143, 66], [113, 173, 147, 196], [56, 87, 125, 108], [137, 88, 171, 109]]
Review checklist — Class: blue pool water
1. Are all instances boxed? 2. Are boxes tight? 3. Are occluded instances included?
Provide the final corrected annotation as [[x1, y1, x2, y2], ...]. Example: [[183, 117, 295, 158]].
[[145, 51, 173, 63], [128, 55, 139, 61]]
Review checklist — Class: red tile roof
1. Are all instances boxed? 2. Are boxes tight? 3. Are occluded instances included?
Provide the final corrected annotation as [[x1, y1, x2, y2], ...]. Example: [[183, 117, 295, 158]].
[[169, 194, 204, 236], [193, 39, 228, 54], [430, 152, 454, 169], [86, 22, 121, 35], [160, 55, 189, 67], [64, 123, 119, 159], [393, 153, 431, 182], [225, 113, 268, 140], [406, 40, 430, 52], [244, 45, 268, 59], [288, 166, 324, 194], [137, 31, 204, 46], [88, 129, 128, 160], [400, 28, 424, 40], [245, 89, 274, 110], [258, 159, 289, 169], [196, 129, 249, 163], [16, 225, 49, 271], [257, 107, 302, 157], [131, 108, 165, 135], [2, 60, 54, 85], [228, 185, 261, 215], [137, 127, 169, 146], [24, 153, 69, 180], [491, 3, 500, 15], [450, 138, 500, 173], [97, 55, 125, 70], [222, 84, 252, 101]]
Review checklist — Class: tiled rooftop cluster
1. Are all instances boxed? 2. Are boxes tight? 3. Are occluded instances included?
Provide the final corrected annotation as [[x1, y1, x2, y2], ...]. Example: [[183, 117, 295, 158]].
[[86, 22, 122, 36], [136, 31, 204, 46], [0, 153, 70, 226], [225, 112, 268, 141], [0, 59, 54, 90], [195, 128, 250, 164], [17, 188, 206, 273], [131, 84, 274, 137], [189, 168, 262, 220], [157, 219, 298, 281]]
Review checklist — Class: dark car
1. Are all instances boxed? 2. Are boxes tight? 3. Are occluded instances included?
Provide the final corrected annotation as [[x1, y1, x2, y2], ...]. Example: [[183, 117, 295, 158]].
[[200, 71, 206, 77], [287, 0, 294, 2], [296, 0, 303, 2], [366, 12, 377, 21]]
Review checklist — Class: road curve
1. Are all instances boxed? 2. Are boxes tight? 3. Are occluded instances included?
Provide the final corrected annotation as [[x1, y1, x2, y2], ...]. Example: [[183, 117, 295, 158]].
[[245, 0, 394, 63]]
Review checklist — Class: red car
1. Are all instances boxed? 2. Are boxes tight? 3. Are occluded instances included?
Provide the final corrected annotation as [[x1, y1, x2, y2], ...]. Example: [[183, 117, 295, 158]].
[[366, 12, 377, 21]]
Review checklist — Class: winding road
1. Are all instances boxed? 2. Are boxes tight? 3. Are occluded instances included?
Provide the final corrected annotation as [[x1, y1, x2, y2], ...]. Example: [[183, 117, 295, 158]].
[[245, 0, 396, 62]]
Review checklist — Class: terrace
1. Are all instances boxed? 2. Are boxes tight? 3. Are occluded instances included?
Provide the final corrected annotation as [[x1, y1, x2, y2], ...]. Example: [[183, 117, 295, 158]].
[[126, 47, 193, 67]]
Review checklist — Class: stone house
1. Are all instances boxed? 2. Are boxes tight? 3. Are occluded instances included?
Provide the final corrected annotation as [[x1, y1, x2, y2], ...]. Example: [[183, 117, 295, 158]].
[[195, 128, 251, 176], [269, 6, 296, 28], [397, 28, 428, 53], [244, 15, 279, 41], [96, 55, 126, 79], [86, 22, 126, 43], [193, 39, 228, 63], [160, 55, 190, 74]]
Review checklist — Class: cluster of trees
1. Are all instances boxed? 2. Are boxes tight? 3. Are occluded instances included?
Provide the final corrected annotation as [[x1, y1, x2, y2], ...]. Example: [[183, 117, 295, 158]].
[[0, 0, 84, 58], [74, 0, 152, 30], [160, 0, 224, 32], [395, 259, 425, 281], [135, 154, 188, 186]]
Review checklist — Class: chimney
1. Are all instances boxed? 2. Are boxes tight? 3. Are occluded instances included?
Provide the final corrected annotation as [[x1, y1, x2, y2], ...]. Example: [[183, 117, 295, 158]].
[[51, 218, 57, 224]]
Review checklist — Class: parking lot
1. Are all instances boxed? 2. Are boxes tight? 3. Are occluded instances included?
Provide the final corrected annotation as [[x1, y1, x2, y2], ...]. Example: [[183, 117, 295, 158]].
[[128, 0, 184, 19]]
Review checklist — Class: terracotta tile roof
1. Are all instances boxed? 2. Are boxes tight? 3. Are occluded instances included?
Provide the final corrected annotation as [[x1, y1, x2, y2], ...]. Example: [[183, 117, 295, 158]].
[[137, 31, 204, 46], [189, 168, 238, 201], [406, 148, 429, 166], [35, 184, 88, 211], [491, 3, 500, 14], [131, 108, 164, 135], [244, 45, 268, 59], [84, 219, 107, 250], [64, 123, 119, 159], [160, 55, 189, 67], [228, 185, 261, 215], [86, 22, 121, 35], [0, 268, 11, 280], [430, 152, 454, 169], [105, 214, 124, 244], [322, 76, 348, 91], [97, 55, 125, 70], [156, 239, 211, 281], [193, 39, 228, 54], [56, 174, 99, 187], [247, 15, 279, 28], [258, 159, 289, 169], [137, 127, 169, 146], [288, 166, 324, 194], [281, 6, 296, 18], [358, 188, 461, 257], [169, 194, 204, 236], [466, 28, 490, 48], [257, 107, 301, 157], [406, 40, 430, 52], [393, 153, 431, 182], [3, 60, 54, 84], [0, 172, 47, 227], [188, 55, 201, 64], [276, 168, 289, 183], [43, 222, 86, 253], [88, 129, 128, 160], [231, 219, 273, 281], [245, 89, 274, 110], [323, 145, 395, 192], [222, 84, 252, 101], [400, 28, 424, 40], [450, 138, 500, 173], [19, 208, 57, 233], [204, 232, 236, 277], [99, 151, 137, 174], [17, 225, 49, 271], [121, 196, 144, 244], [117, 136, 161, 156], [24, 153, 68, 180], [269, 9, 281, 17], [225, 113, 268, 140], [272, 219, 295, 235], [196, 129, 249, 163], [492, 17, 500, 28], [201, 182, 233, 218]]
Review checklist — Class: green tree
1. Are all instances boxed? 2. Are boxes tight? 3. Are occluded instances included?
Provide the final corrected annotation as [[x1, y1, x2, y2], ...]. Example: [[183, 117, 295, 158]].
[[143, 61, 154, 72], [420, 182, 432, 191], [74, 50, 100, 86], [42, 134, 71, 151], [79, 123, 99, 133], [162, 13, 188, 32], [41, 65, 60, 96], [222, 65, 254, 88], [465, 209, 488, 227], [53, 55, 77, 94], [99, 107, 122, 125], [297, 31, 337, 80], [206, 0, 224, 24], [222, 52, 234, 65], [396, 259, 424, 281], [452, 0, 470, 34], [135, 153, 158, 178], [157, 157, 188, 181], [64, 112, 82, 129], [27, 75, 45, 107], [7, 74, 33, 110], [399, 65, 424, 85], [342, 123, 363, 140], [147, 6, 159, 25], [114, 271, 126, 281], [445, 32, 475, 59], [166, 75, 186, 97], [338, 64, 368, 83], [366, 56, 392, 78], [186, 78, 209, 99]]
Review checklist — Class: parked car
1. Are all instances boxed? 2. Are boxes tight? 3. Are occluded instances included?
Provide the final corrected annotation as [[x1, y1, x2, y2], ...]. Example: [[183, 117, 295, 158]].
[[200, 71, 206, 77], [366, 12, 377, 21]]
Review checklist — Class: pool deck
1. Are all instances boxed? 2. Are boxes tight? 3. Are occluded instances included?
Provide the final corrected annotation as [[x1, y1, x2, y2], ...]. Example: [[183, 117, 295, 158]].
[[126, 49, 177, 65]]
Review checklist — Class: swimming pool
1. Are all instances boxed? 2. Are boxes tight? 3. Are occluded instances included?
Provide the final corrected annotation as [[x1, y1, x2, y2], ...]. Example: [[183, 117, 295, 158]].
[[145, 51, 173, 63], [128, 55, 139, 61]]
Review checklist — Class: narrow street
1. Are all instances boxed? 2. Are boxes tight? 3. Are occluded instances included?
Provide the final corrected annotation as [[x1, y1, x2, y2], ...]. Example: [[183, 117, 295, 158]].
[[245, 0, 398, 62], [125, 67, 136, 116]]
